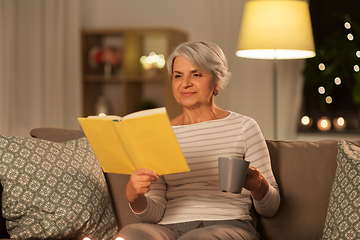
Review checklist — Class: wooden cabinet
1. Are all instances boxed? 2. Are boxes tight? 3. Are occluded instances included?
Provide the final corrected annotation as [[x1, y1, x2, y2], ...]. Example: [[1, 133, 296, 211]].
[[81, 27, 188, 119]]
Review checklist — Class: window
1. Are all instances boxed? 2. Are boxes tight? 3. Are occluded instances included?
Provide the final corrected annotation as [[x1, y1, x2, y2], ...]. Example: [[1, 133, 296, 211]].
[[299, 1, 360, 133]]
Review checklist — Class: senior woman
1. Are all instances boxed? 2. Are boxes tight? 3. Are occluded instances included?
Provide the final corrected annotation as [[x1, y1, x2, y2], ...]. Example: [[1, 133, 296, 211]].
[[118, 41, 280, 240]]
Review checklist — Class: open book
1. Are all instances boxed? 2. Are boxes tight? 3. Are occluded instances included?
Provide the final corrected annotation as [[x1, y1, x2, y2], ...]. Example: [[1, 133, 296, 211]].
[[78, 107, 190, 175]]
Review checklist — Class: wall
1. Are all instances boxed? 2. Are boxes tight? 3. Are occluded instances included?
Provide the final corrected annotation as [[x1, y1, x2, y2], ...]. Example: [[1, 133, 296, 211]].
[[80, 0, 279, 139], [80, 0, 355, 141]]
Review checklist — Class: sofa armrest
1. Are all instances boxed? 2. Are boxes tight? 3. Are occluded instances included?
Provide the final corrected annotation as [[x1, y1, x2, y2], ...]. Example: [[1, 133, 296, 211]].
[[30, 127, 85, 142]]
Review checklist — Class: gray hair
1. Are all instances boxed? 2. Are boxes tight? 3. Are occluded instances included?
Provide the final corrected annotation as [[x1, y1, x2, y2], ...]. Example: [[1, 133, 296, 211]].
[[167, 41, 231, 89]]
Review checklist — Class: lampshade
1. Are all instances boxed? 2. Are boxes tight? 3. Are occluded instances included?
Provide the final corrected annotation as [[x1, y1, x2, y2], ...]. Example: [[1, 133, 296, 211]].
[[236, 0, 316, 59]]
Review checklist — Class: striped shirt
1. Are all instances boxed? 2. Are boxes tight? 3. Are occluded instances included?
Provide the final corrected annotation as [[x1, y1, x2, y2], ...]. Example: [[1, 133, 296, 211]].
[[134, 111, 280, 224]]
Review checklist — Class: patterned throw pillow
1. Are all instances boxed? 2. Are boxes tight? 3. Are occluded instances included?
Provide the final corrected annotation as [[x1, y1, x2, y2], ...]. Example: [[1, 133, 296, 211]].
[[0, 135, 118, 240], [322, 140, 360, 239]]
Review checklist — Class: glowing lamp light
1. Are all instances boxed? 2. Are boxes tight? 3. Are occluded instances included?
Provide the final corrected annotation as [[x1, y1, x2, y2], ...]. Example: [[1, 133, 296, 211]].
[[235, 0, 315, 140], [140, 52, 166, 70], [317, 117, 331, 131], [236, 0, 315, 59], [333, 117, 346, 131], [301, 116, 312, 126], [83, 238, 125, 240]]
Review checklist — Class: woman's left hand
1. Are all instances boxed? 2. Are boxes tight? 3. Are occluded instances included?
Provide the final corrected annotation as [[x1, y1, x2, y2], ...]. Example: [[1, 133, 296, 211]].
[[243, 166, 269, 200]]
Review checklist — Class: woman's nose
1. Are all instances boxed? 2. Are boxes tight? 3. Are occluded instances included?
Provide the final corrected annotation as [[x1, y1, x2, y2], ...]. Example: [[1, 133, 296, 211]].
[[181, 76, 193, 88]]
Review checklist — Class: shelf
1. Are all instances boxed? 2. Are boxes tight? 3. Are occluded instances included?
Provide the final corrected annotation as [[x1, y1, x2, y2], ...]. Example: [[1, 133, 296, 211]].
[[81, 27, 188, 118], [83, 75, 166, 83]]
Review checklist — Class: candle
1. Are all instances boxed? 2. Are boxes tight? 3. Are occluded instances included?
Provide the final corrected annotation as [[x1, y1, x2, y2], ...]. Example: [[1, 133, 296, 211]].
[[317, 117, 331, 131], [333, 117, 346, 131]]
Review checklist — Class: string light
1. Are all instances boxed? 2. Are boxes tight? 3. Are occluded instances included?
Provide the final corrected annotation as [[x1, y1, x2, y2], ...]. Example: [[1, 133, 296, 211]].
[[302, 18, 357, 133], [318, 63, 326, 71], [334, 77, 341, 85], [354, 65, 360, 72], [356, 51, 360, 58], [318, 86, 325, 94], [325, 96, 332, 104], [344, 22, 351, 29]]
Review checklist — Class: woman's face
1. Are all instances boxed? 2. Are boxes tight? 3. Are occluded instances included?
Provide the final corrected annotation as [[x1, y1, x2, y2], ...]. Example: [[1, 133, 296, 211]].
[[171, 56, 217, 109]]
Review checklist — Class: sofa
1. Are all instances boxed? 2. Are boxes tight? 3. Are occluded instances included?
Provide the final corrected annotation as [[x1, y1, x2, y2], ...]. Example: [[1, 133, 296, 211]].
[[0, 127, 359, 239]]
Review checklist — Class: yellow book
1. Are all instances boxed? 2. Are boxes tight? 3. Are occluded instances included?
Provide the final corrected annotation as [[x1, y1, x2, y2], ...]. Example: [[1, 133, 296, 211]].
[[78, 107, 189, 175]]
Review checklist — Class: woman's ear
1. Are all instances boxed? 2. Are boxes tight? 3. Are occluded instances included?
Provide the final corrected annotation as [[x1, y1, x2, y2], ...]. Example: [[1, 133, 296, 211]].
[[213, 86, 221, 96]]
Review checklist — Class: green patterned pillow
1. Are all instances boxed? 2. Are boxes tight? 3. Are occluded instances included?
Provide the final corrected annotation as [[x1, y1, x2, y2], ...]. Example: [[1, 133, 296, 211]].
[[0, 135, 118, 240], [322, 140, 360, 239]]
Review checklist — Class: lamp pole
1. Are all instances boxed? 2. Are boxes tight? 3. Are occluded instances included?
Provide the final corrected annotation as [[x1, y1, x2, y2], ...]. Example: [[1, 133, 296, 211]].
[[273, 59, 278, 140]]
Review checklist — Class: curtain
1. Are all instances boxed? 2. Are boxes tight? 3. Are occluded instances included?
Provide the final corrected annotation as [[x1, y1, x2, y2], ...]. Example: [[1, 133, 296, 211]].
[[277, 60, 306, 140], [0, 0, 81, 137]]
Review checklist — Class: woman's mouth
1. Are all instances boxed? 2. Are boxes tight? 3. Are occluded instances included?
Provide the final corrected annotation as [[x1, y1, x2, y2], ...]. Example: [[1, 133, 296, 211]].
[[181, 92, 196, 97]]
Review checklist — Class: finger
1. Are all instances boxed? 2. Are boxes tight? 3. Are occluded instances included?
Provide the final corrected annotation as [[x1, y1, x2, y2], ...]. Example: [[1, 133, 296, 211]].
[[129, 179, 151, 193], [131, 175, 157, 191], [134, 174, 159, 183], [246, 166, 256, 176], [134, 168, 159, 179]]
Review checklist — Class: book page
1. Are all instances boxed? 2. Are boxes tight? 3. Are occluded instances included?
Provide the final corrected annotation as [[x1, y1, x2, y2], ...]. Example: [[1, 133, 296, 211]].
[[123, 107, 166, 120], [78, 118, 135, 174], [121, 110, 189, 175], [78, 107, 189, 175], [87, 115, 122, 120]]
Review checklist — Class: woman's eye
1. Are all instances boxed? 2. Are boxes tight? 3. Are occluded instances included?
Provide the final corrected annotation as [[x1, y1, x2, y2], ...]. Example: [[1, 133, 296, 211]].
[[173, 74, 182, 79], [194, 73, 202, 77]]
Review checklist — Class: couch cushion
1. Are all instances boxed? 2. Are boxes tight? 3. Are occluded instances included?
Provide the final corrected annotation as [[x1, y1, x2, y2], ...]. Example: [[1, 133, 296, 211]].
[[30, 128, 141, 229], [259, 140, 340, 239], [0, 135, 118, 239], [322, 140, 360, 239]]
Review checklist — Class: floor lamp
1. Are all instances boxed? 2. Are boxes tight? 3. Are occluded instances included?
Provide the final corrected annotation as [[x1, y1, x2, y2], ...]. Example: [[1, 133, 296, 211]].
[[236, 0, 316, 140]]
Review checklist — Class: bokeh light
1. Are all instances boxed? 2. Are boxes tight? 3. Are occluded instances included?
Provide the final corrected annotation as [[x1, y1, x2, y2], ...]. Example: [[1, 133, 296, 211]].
[[325, 96, 332, 104], [301, 116, 311, 125], [334, 77, 341, 85], [317, 117, 331, 131], [333, 117, 346, 131], [354, 65, 360, 72], [344, 22, 351, 29]]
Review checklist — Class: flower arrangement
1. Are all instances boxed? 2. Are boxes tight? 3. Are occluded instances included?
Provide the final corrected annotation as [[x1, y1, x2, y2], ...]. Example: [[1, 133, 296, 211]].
[[89, 46, 122, 76]]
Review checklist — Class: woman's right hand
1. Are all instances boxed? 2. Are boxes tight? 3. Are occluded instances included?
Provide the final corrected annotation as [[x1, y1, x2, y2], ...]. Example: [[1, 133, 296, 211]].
[[126, 168, 159, 213]]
